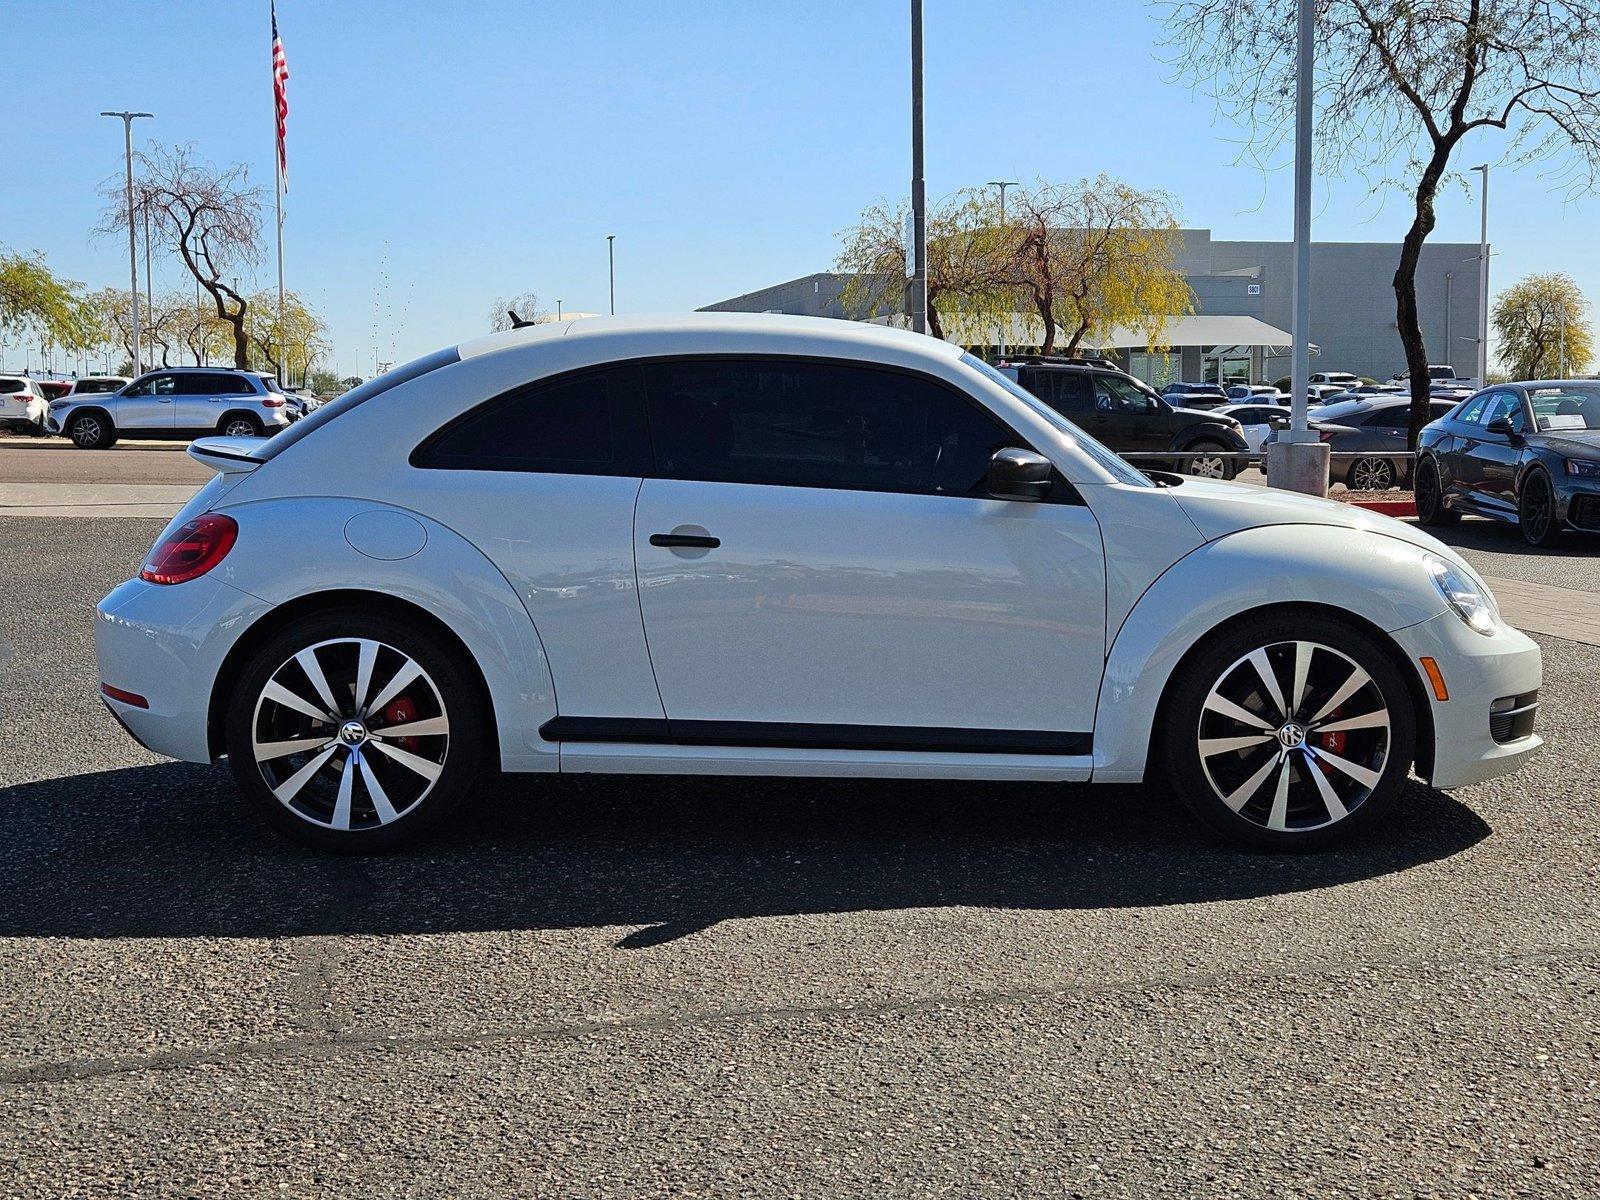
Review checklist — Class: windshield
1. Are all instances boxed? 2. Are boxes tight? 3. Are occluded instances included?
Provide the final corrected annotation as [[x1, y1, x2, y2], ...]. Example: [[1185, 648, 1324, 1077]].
[[961, 353, 1154, 488], [1527, 384, 1600, 432]]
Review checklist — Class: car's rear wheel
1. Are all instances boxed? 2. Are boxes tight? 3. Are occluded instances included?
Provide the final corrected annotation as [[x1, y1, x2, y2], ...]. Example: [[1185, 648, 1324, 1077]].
[[220, 414, 261, 438], [1184, 440, 1235, 480], [1161, 614, 1416, 850], [1414, 456, 1459, 526], [1518, 470, 1562, 547], [69, 412, 115, 449], [1348, 456, 1397, 490], [224, 609, 489, 851]]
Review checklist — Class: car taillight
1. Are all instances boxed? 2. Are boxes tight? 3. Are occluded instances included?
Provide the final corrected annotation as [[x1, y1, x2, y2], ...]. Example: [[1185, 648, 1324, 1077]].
[[1318, 429, 1335, 442], [140, 513, 238, 585], [262, 396, 284, 407]]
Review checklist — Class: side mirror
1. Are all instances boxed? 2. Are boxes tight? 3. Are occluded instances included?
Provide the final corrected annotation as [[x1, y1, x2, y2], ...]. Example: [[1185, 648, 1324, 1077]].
[[988, 447, 1052, 502], [1486, 416, 1519, 438]]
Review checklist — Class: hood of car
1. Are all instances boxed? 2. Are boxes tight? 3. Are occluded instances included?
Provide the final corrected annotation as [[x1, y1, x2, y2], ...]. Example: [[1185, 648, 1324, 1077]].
[[1169, 477, 1449, 557], [1170, 405, 1231, 421], [1532, 430, 1600, 457]]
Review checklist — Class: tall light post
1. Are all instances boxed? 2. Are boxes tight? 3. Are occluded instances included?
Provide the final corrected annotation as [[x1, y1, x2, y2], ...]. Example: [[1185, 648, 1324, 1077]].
[[556, 299, 563, 320], [101, 111, 153, 376], [987, 180, 1018, 356], [607, 235, 616, 316], [1472, 163, 1489, 384], [1265, 0, 1328, 496], [907, 0, 927, 335]]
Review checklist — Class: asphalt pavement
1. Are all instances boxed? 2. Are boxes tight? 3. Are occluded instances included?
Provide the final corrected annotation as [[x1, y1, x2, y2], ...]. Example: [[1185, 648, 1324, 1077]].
[[2, 513, 1599, 1197]]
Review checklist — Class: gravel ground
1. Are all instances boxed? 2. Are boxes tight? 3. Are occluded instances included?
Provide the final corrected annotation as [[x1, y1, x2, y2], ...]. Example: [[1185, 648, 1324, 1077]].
[[1, 516, 1597, 1198]]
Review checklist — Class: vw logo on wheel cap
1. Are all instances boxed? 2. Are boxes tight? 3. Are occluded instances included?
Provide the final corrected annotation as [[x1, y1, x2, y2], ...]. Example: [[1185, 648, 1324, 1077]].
[[337, 719, 369, 746], [1276, 722, 1307, 751]]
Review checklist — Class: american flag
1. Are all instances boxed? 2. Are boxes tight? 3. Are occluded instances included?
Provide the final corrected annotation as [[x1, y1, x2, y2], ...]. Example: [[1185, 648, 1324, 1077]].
[[272, 1, 290, 191]]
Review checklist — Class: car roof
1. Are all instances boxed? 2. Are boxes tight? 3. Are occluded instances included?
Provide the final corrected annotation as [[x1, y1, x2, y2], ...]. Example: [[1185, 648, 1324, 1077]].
[[455, 312, 967, 367]]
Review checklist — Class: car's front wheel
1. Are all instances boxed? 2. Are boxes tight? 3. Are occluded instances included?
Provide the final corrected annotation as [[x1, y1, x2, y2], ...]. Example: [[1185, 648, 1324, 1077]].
[[1161, 614, 1416, 850], [1518, 470, 1562, 547], [68, 412, 115, 449], [224, 609, 490, 851]]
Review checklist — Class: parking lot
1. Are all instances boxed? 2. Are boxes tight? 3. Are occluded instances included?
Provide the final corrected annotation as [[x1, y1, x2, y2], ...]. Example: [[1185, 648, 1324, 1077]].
[[2, 441, 1599, 1197]]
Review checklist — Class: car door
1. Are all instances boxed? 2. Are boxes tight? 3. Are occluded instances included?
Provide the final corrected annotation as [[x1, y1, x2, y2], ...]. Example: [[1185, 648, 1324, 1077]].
[[1092, 375, 1169, 452], [1461, 390, 1525, 510], [632, 356, 1106, 744], [114, 371, 177, 430]]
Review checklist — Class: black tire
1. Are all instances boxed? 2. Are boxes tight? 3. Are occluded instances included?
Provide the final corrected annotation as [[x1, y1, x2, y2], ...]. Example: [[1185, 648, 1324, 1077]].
[[224, 608, 490, 852], [1347, 456, 1397, 491], [1518, 470, 1562, 548], [1160, 613, 1417, 851], [68, 410, 115, 449], [1414, 455, 1460, 526], [219, 413, 262, 438], [1183, 440, 1236, 481]]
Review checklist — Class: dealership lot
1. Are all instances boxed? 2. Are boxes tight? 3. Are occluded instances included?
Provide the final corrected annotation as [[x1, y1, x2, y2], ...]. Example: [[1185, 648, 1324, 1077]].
[[2, 463, 1599, 1195]]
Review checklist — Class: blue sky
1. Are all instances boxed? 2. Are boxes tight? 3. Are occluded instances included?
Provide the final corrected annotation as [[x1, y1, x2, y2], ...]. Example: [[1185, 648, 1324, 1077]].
[[6, 0, 1598, 375]]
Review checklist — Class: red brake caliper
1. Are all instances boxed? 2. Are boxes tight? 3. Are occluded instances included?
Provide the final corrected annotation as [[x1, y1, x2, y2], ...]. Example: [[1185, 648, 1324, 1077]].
[[383, 696, 418, 752], [1318, 706, 1347, 759]]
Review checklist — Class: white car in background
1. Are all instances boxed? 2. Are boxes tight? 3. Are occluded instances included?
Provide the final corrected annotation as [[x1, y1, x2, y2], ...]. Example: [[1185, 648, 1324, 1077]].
[[95, 314, 1541, 853], [1214, 402, 1289, 452], [0, 376, 49, 433]]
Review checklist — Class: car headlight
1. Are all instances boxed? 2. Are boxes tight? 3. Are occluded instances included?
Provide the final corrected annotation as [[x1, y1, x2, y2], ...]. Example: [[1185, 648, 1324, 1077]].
[[1564, 458, 1600, 478], [1425, 553, 1496, 636]]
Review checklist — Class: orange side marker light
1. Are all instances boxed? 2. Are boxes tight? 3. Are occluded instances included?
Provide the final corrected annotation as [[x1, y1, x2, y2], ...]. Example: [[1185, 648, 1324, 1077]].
[[1419, 657, 1450, 702]]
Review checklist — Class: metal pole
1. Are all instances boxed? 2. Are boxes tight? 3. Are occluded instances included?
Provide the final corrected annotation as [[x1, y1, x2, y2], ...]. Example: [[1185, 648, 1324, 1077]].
[[607, 235, 616, 315], [1443, 271, 1452, 364], [1287, 0, 1314, 441], [142, 202, 153, 352], [557, 300, 563, 320], [1473, 164, 1489, 384], [908, 0, 927, 335], [101, 112, 152, 376], [987, 180, 1018, 357]]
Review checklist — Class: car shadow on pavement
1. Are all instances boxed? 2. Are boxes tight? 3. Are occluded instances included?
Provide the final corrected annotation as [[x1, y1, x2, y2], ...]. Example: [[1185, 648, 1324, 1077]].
[[0, 762, 1490, 946]]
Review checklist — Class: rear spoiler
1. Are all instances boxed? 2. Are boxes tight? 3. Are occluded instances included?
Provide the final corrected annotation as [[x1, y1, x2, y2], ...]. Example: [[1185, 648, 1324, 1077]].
[[188, 436, 267, 475]]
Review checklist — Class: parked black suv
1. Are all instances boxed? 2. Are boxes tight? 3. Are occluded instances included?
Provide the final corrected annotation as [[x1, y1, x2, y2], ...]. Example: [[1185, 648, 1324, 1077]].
[[998, 357, 1251, 479]]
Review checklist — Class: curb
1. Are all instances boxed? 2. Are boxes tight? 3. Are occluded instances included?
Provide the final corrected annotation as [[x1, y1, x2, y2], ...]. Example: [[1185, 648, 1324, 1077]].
[[1349, 499, 1417, 518]]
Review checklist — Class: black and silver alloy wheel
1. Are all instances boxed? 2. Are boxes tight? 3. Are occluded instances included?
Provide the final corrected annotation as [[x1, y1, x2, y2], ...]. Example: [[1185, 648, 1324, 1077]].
[[1348, 457, 1395, 491], [1415, 456, 1459, 526], [251, 638, 450, 832], [70, 413, 113, 449], [1162, 614, 1415, 849], [226, 609, 487, 850], [1197, 641, 1389, 833], [223, 416, 260, 438], [1185, 444, 1229, 479]]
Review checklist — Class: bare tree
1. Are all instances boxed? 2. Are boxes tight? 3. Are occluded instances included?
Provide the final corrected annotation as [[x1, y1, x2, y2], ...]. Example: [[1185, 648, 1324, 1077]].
[[102, 144, 265, 368], [489, 291, 545, 331], [1165, 0, 1600, 447]]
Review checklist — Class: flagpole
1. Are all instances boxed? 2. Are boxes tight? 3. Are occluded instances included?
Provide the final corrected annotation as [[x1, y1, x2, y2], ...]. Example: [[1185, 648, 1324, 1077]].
[[271, 1, 286, 386]]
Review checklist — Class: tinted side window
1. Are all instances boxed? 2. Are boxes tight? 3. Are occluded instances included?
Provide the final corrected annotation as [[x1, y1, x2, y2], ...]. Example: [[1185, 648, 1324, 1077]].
[[1362, 408, 1409, 429], [1455, 393, 1490, 424], [644, 358, 1021, 498], [1478, 391, 1520, 427], [1094, 376, 1153, 413], [1022, 370, 1091, 413], [413, 364, 650, 475]]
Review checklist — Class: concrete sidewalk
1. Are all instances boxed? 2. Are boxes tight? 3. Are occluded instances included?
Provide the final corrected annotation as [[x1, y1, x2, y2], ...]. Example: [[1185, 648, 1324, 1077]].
[[0, 483, 199, 519]]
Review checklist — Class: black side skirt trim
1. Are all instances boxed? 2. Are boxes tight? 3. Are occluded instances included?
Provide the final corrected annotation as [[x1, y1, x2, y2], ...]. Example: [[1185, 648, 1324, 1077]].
[[540, 716, 1090, 756]]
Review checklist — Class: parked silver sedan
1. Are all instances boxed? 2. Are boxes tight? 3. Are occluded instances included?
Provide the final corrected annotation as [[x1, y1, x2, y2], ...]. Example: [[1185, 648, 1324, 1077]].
[[1264, 396, 1460, 489]]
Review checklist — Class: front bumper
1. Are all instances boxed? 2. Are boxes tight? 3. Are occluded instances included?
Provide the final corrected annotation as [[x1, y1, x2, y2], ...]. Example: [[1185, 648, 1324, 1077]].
[[95, 574, 272, 763], [1391, 609, 1543, 789], [1555, 479, 1600, 533]]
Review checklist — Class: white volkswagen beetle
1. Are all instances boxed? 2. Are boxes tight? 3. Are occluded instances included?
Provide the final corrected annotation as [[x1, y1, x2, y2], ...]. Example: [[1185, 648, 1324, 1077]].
[[95, 314, 1541, 851]]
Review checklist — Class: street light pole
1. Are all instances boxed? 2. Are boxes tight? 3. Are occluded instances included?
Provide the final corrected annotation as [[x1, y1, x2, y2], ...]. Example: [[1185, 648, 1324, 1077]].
[[1472, 164, 1489, 384], [1266, 0, 1328, 496], [607, 235, 616, 316], [987, 180, 1018, 357], [556, 299, 563, 320], [100, 111, 152, 376], [908, 0, 927, 335]]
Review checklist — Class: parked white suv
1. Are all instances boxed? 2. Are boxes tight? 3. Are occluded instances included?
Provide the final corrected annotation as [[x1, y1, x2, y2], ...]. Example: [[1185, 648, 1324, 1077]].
[[47, 367, 290, 448], [94, 314, 1541, 854], [0, 376, 49, 434]]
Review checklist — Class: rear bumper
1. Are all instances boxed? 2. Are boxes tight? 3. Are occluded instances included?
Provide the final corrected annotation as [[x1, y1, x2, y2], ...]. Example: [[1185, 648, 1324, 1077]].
[[1391, 610, 1543, 789], [95, 575, 272, 763]]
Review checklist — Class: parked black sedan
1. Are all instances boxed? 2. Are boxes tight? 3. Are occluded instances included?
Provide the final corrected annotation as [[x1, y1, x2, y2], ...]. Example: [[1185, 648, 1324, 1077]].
[[1416, 381, 1600, 546]]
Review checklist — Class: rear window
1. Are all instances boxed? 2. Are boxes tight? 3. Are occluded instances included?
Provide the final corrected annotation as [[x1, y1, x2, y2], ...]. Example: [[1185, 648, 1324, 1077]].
[[76, 378, 123, 394], [257, 347, 460, 461], [0, 378, 23, 393]]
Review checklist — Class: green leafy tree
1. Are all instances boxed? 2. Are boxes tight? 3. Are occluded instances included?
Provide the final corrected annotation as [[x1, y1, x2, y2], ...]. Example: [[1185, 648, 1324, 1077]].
[[0, 248, 95, 351], [1166, 0, 1600, 448], [245, 289, 330, 385], [1493, 273, 1593, 379]]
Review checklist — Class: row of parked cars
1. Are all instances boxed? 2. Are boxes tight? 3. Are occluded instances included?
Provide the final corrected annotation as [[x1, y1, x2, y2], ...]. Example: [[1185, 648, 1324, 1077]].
[[0, 368, 325, 447]]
